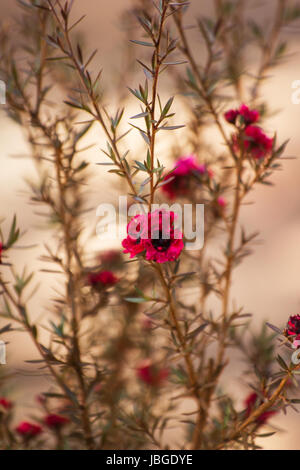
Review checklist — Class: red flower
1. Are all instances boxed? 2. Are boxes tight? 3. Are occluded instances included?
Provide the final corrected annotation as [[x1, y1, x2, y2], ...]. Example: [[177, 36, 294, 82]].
[[286, 314, 300, 337], [87, 270, 118, 288], [0, 397, 13, 410], [161, 155, 211, 199], [44, 413, 69, 429], [243, 125, 273, 160], [225, 104, 259, 126], [16, 421, 42, 438], [245, 392, 277, 425], [136, 359, 169, 387], [224, 109, 239, 125], [285, 314, 300, 347], [239, 104, 259, 125], [122, 210, 184, 263]]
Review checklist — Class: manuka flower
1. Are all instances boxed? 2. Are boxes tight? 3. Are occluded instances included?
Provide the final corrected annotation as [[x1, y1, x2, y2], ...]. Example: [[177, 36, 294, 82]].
[[16, 421, 42, 438], [161, 155, 211, 199], [239, 104, 260, 126], [122, 210, 184, 263], [225, 104, 259, 126], [0, 397, 13, 411], [87, 270, 118, 288], [284, 314, 300, 348], [245, 392, 277, 425], [136, 359, 169, 387], [243, 125, 273, 160], [224, 108, 239, 125], [44, 413, 69, 430]]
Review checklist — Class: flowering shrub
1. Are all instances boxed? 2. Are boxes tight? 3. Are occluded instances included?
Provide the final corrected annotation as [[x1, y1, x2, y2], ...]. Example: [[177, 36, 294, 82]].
[[225, 104, 260, 126], [0, 0, 300, 451]]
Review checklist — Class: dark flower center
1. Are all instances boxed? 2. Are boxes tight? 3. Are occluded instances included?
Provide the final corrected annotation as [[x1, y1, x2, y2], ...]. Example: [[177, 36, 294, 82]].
[[151, 231, 172, 252]]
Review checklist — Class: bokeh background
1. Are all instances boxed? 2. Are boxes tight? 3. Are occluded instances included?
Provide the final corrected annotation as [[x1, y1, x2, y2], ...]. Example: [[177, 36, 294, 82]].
[[1, 0, 300, 449]]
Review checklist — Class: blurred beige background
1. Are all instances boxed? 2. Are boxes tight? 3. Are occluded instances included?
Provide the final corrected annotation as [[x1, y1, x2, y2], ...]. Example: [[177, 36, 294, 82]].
[[1, 0, 300, 449]]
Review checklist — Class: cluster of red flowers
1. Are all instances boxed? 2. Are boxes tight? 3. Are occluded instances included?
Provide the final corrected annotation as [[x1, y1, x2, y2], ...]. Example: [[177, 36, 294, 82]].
[[244, 392, 277, 425], [0, 398, 70, 439], [13, 413, 69, 441], [225, 104, 273, 160], [161, 155, 212, 199], [87, 270, 118, 288], [136, 359, 169, 387], [243, 125, 273, 160], [122, 209, 184, 264], [225, 104, 259, 126]]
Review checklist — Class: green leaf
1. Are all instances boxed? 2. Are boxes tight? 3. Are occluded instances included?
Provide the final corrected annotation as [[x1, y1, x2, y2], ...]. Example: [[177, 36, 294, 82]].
[[125, 297, 148, 303], [134, 160, 148, 172], [130, 112, 149, 119], [130, 40, 154, 47], [187, 323, 208, 340], [161, 97, 174, 118], [7, 215, 20, 248], [64, 100, 83, 110], [0, 324, 12, 335], [162, 60, 188, 65], [276, 354, 289, 371], [139, 130, 150, 145], [159, 125, 185, 131]]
